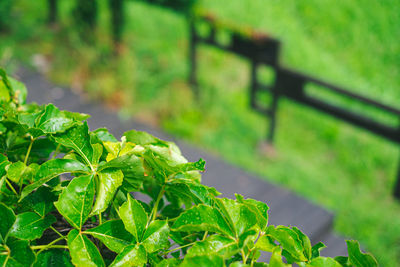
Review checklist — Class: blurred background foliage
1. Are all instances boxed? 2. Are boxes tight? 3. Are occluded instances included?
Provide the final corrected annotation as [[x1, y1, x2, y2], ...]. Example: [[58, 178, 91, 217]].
[[0, 0, 399, 265]]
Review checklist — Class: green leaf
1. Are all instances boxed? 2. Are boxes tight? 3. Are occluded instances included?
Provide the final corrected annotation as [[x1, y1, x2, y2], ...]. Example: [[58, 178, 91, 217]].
[[93, 128, 117, 142], [306, 256, 342, 267], [214, 198, 258, 238], [236, 194, 269, 232], [91, 169, 123, 215], [33, 249, 73, 267], [180, 254, 225, 267], [0, 203, 15, 244], [292, 226, 312, 260], [269, 247, 290, 267], [123, 129, 165, 146], [85, 219, 133, 253], [155, 258, 182, 267], [6, 162, 38, 186], [54, 174, 95, 229], [53, 123, 94, 168], [8, 76, 27, 105], [9, 212, 56, 240], [334, 256, 351, 267], [35, 104, 87, 134], [166, 180, 219, 206], [91, 143, 103, 165], [18, 186, 57, 217], [119, 194, 148, 242], [98, 152, 146, 191], [20, 158, 90, 200], [0, 239, 35, 266], [142, 220, 170, 253], [255, 235, 277, 252], [346, 240, 378, 267], [311, 242, 326, 259], [0, 154, 10, 179], [172, 204, 233, 237], [266, 225, 308, 262], [109, 244, 147, 267], [67, 229, 105, 267], [186, 235, 239, 258]]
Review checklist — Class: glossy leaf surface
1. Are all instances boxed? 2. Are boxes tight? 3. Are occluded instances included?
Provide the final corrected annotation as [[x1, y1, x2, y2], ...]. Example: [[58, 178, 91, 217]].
[[68, 229, 105, 267], [54, 174, 95, 229], [85, 219, 133, 253]]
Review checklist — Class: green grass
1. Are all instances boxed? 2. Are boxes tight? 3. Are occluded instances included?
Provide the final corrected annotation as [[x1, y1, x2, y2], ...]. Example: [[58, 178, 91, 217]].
[[1, 0, 400, 265]]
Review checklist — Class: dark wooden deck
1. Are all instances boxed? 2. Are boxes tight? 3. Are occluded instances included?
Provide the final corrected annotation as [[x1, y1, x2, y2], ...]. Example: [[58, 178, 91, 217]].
[[17, 66, 348, 258]]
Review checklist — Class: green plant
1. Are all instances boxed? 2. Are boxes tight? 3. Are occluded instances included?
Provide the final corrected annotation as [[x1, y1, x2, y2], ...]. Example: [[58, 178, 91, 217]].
[[0, 69, 378, 267]]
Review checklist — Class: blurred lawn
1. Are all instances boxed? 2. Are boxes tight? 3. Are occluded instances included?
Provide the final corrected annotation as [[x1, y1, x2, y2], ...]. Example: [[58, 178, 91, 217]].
[[1, 0, 400, 265]]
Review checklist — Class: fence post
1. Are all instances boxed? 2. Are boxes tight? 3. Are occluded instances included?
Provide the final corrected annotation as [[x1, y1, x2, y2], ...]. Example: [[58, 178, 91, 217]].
[[188, 19, 199, 100], [267, 81, 280, 144], [394, 157, 400, 199], [48, 0, 57, 25]]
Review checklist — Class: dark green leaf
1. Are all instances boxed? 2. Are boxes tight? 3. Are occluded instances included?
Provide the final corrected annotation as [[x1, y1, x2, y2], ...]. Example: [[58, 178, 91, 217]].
[[186, 235, 239, 258], [155, 258, 182, 267], [119, 194, 148, 242], [93, 128, 117, 142], [9, 212, 56, 240], [346, 240, 377, 267], [269, 247, 290, 267], [18, 186, 57, 217], [109, 244, 147, 267], [124, 129, 163, 146], [311, 242, 326, 259], [307, 256, 342, 267], [20, 158, 90, 200], [266, 225, 308, 262], [172, 204, 233, 237], [98, 153, 146, 191], [85, 219, 133, 253], [35, 104, 86, 134], [166, 180, 219, 206], [292, 226, 312, 260], [0, 239, 35, 267], [54, 174, 95, 229], [91, 169, 123, 215], [53, 123, 94, 168], [0, 154, 10, 179], [7, 161, 38, 185], [180, 254, 225, 267], [67, 229, 105, 267], [142, 220, 170, 253], [91, 143, 103, 166], [214, 198, 258, 238], [236, 194, 269, 232], [0, 203, 15, 244], [33, 249, 73, 267]]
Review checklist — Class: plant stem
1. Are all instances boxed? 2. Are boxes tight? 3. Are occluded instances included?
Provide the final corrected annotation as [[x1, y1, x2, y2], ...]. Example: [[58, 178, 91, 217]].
[[5, 179, 18, 197], [50, 226, 65, 239], [163, 242, 195, 255], [24, 136, 34, 165], [202, 231, 208, 241], [52, 144, 61, 159], [241, 248, 247, 264], [35, 236, 66, 254], [149, 185, 165, 224], [99, 211, 102, 225], [32, 245, 68, 251]]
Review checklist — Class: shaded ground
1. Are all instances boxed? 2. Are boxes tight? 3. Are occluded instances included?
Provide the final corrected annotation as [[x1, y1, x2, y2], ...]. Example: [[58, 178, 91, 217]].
[[18, 66, 348, 257]]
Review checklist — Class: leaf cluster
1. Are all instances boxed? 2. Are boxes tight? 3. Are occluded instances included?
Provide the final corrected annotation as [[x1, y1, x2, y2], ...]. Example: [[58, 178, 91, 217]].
[[0, 69, 378, 266]]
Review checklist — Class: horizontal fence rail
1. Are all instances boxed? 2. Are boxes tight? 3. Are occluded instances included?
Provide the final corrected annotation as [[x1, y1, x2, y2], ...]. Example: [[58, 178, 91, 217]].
[[188, 12, 400, 199]]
